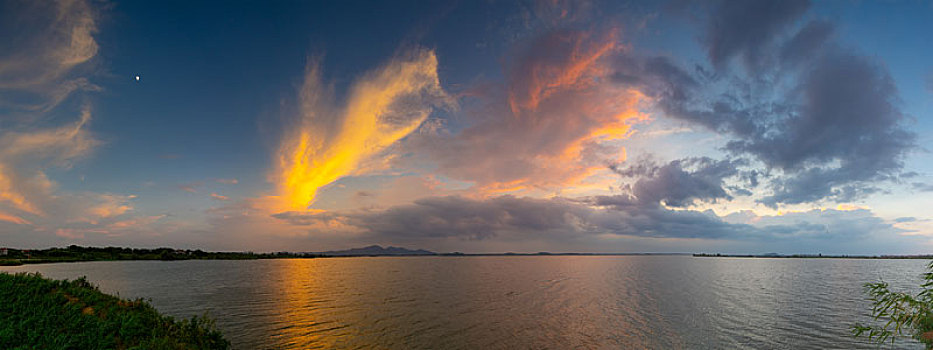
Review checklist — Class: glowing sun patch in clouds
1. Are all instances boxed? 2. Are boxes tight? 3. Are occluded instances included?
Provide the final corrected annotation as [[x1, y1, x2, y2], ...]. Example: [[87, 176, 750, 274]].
[[274, 49, 449, 211]]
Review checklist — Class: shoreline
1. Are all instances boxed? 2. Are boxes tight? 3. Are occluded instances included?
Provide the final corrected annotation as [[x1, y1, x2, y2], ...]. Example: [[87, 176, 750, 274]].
[[2, 246, 930, 266]]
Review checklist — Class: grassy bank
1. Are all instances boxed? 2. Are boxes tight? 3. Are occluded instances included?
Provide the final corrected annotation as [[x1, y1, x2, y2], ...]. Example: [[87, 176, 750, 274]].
[[0, 272, 229, 349]]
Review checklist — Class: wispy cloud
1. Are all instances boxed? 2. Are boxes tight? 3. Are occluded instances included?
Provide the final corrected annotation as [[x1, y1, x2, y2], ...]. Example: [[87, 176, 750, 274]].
[[0, 0, 100, 113], [273, 48, 450, 210], [0, 0, 160, 240], [210, 193, 229, 201], [0, 102, 99, 217], [178, 182, 203, 193], [0, 211, 31, 225]]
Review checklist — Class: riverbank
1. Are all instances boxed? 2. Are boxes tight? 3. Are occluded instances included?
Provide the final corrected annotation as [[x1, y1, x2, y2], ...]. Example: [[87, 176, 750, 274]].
[[0, 245, 319, 266], [0, 272, 229, 349]]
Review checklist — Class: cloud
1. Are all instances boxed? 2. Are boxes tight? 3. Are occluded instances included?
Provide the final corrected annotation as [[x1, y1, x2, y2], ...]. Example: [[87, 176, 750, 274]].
[[0, 0, 100, 113], [210, 193, 229, 201], [412, 28, 644, 194], [178, 183, 201, 193], [779, 20, 834, 67], [0, 106, 98, 168], [704, 0, 809, 70], [612, 157, 745, 208], [0, 211, 31, 225], [0, 1, 99, 221], [214, 178, 238, 185], [53, 214, 167, 239], [269, 149, 904, 245], [271, 193, 905, 246], [613, 7, 915, 207], [0, 0, 162, 241], [273, 48, 449, 211], [83, 193, 134, 222], [0, 107, 99, 217]]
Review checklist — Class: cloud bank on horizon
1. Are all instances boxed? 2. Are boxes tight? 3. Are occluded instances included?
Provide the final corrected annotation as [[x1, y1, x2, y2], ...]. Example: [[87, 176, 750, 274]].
[[1, 0, 932, 254]]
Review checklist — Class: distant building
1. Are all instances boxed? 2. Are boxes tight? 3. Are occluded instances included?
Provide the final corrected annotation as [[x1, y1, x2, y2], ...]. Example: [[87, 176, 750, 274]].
[[0, 248, 7, 256]]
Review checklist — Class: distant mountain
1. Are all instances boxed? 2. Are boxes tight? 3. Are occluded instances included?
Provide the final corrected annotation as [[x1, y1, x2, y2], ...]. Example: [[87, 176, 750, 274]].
[[316, 245, 435, 256]]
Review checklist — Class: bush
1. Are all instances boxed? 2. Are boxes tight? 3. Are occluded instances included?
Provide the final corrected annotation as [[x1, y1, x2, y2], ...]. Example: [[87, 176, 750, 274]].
[[0, 272, 229, 349], [853, 260, 933, 348]]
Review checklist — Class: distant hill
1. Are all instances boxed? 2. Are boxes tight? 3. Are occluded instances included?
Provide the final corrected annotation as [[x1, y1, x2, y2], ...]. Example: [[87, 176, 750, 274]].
[[316, 245, 436, 256]]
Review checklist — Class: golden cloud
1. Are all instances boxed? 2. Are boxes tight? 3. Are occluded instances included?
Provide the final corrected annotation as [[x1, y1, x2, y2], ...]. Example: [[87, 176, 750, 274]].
[[273, 48, 449, 211]]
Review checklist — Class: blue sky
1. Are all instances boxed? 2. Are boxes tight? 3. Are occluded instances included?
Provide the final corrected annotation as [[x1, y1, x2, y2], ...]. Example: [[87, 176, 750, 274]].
[[1, 0, 932, 254]]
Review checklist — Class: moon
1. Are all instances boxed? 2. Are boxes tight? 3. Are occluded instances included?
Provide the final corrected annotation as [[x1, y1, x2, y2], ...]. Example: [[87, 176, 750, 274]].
[[135, 75, 140, 81]]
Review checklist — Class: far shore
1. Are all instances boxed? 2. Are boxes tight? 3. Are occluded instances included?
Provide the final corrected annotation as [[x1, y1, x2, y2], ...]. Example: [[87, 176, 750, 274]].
[[2, 245, 931, 266]]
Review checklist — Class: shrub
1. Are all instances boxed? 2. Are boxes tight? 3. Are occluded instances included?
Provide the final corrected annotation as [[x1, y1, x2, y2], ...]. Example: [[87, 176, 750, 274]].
[[853, 260, 933, 348], [0, 272, 229, 349]]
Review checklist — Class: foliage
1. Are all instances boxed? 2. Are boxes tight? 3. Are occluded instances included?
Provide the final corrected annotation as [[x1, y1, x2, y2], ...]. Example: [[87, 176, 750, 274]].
[[0, 245, 319, 264], [853, 260, 933, 348], [0, 272, 229, 349]]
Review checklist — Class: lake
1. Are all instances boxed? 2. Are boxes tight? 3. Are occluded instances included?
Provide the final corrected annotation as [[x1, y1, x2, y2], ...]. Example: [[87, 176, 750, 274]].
[[2, 256, 927, 349]]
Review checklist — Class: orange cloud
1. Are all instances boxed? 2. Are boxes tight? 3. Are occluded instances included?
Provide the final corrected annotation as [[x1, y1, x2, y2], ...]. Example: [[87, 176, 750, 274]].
[[55, 228, 108, 239], [414, 28, 645, 196], [84, 194, 134, 221], [108, 215, 166, 230], [273, 48, 449, 211], [0, 211, 31, 225], [211, 193, 229, 201], [508, 30, 618, 115], [0, 107, 98, 217], [0, 165, 43, 215]]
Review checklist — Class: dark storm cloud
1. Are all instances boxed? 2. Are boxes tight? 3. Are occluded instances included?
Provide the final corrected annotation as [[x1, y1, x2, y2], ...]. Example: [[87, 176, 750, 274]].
[[725, 52, 912, 173], [273, 194, 753, 240], [611, 157, 744, 208], [729, 51, 914, 206], [704, 0, 810, 70], [275, 195, 593, 240], [272, 194, 903, 242], [611, 5, 916, 207]]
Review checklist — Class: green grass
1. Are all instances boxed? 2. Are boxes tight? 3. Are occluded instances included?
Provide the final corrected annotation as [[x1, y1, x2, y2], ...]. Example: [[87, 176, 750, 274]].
[[0, 272, 229, 349]]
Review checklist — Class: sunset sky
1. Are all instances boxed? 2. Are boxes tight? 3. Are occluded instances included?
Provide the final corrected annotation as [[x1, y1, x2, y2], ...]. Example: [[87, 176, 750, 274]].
[[2, 0, 933, 254]]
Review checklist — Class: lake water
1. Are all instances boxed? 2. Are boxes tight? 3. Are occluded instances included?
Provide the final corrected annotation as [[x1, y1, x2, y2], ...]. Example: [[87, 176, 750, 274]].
[[2, 256, 928, 349]]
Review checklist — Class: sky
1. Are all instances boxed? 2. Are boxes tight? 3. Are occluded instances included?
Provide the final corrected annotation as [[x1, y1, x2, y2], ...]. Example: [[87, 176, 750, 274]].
[[1, 0, 933, 254]]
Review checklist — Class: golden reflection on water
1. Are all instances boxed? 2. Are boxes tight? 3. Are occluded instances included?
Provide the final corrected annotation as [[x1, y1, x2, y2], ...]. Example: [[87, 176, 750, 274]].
[[267, 256, 676, 349], [274, 258, 356, 348]]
